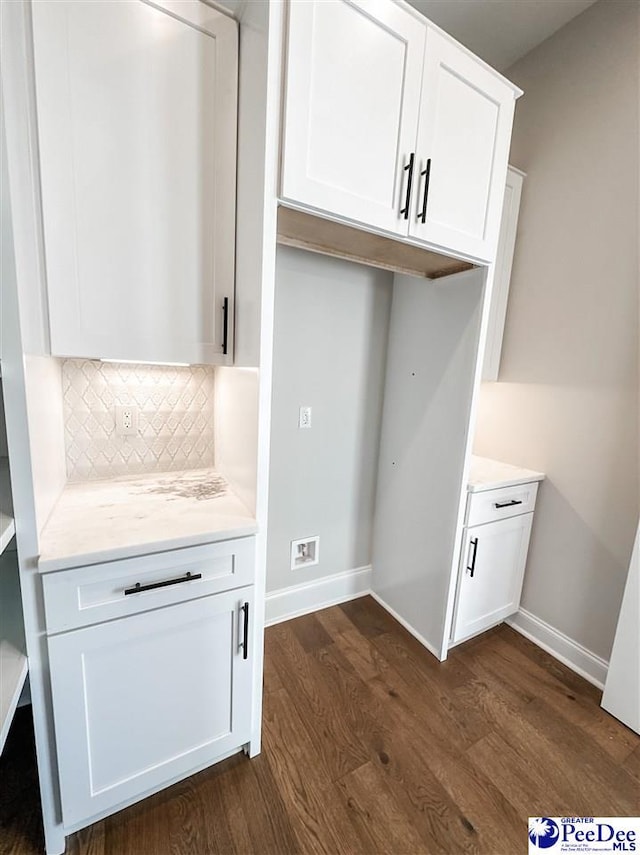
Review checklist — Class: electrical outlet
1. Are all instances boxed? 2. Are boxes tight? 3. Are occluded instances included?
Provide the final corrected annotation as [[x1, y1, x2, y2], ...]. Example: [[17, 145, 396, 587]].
[[290, 536, 319, 570], [115, 405, 138, 436], [299, 406, 312, 429]]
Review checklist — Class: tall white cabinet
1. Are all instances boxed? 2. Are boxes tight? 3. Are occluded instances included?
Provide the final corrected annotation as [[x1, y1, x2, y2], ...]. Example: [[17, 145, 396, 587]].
[[31, 0, 238, 365]]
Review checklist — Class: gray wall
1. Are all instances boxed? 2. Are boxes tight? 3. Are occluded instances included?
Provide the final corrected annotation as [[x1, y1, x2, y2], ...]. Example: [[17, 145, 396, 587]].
[[474, 0, 639, 661], [267, 246, 392, 593]]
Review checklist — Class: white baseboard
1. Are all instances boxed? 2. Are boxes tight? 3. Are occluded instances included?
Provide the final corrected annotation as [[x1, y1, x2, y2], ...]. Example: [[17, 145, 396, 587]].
[[265, 565, 372, 627], [368, 590, 442, 660], [507, 608, 609, 690]]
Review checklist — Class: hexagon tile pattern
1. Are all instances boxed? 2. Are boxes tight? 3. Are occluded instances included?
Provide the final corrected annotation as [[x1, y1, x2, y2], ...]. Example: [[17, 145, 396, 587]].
[[63, 359, 215, 482]]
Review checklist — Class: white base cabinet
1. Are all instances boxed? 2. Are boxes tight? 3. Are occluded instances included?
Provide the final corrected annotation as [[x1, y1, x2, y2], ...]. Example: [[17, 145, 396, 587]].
[[49, 586, 253, 830], [451, 513, 533, 644], [43, 538, 256, 834], [451, 479, 540, 645]]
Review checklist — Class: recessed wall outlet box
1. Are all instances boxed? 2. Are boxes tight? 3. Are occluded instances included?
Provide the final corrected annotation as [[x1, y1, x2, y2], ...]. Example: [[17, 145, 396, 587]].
[[298, 406, 312, 429], [115, 405, 139, 436], [290, 536, 319, 570]]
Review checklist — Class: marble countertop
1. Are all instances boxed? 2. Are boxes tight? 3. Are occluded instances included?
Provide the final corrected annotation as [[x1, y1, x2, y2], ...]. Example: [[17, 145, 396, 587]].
[[38, 468, 257, 572], [468, 455, 545, 493]]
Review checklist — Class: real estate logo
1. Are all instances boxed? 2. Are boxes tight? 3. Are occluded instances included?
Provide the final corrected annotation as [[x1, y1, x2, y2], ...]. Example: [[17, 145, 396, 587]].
[[528, 818, 639, 853], [529, 818, 560, 849]]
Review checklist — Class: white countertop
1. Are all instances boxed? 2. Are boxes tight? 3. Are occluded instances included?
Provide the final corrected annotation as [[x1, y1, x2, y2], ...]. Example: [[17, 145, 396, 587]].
[[38, 468, 257, 572], [468, 455, 545, 492]]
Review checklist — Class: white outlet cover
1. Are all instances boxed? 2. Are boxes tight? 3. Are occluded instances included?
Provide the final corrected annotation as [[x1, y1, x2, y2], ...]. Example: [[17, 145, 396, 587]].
[[298, 406, 312, 429], [290, 536, 319, 570], [115, 405, 139, 436]]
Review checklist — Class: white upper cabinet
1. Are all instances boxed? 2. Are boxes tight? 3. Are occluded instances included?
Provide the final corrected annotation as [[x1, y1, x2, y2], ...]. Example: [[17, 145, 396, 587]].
[[281, 0, 426, 235], [32, 0, 238, 364], [409, 28, 516, 261], [281, 1, 520, 264]]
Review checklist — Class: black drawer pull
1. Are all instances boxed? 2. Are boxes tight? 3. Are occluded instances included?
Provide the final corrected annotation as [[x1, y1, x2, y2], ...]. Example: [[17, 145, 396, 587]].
[[467, 537, 478, 578], [494, 499, 523, 509], [124, 571, 202, 596], [240, 601, 250, 660], [419, 157, 431, 224], [400, 153, 415, 220], [222, 296, 229, 355]]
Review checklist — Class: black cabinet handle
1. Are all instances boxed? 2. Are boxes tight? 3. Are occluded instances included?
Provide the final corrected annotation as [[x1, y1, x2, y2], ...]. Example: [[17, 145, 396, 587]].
[[240, 601, 250, 660], [467, 538, 478, 578], [124, 571, 202, 596], [222, 297, 229, 355], [419, 158, 431, 224], [494, 499, 523, 509], [400, 153, 415, 220]]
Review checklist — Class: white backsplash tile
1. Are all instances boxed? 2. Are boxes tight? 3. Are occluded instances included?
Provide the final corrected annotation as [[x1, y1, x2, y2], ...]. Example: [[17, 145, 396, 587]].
[[63, 360, 215, 481]]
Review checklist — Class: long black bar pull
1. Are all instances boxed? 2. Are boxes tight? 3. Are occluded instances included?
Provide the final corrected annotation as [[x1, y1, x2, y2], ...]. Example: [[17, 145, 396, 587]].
[[494, 499, 523, 509], [222, 297, 229, 356], [467, 538, 478, 578], [240, 601, 250, 660], [419, 157, 431, 224], [124, 571, 202, 596], [400, 153, 415, 220]]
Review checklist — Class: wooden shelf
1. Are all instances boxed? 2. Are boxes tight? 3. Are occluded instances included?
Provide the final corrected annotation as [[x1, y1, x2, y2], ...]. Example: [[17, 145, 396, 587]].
[[0, 639, 28, 755], [277, 205, 476, 281]]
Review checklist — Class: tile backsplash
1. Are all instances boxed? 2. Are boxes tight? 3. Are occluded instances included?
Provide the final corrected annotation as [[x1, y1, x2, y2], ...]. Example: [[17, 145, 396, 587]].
[[63, 360, 215, 481]]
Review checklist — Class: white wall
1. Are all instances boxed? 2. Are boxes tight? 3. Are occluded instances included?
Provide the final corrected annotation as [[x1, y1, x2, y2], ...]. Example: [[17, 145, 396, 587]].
[[474, 0, 639, 661], [267, 246, 392, 593]]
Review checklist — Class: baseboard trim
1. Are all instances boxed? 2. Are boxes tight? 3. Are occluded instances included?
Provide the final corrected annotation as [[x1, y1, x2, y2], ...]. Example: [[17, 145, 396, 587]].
[[368, 590, 442, 660], [265, 566, 372, 627], [506, 608, 609, 690]]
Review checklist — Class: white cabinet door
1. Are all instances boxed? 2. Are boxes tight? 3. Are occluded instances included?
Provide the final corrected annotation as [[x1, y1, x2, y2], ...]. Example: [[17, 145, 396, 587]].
[[409, 27, 515, 262], [32, 0, 237, 364], [451, 513, 533, 644], [281, 0, 426, 235], [48, 588, 253, 830]]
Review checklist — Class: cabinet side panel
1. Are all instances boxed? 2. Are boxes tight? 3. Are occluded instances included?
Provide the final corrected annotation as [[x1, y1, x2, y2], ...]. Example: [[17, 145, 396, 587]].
[[22, 356, 66, 535], [372, 268, 484, 655], [482, 168, 524, 381]]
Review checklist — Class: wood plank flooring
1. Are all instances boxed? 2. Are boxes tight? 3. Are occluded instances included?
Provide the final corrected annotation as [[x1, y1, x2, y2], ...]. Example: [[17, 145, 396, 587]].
[[1, 596, 638, 855]]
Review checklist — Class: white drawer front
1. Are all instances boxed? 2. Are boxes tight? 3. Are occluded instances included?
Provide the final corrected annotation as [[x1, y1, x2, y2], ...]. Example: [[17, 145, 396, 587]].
[[42, 537, 255, 634], [466, 482, 538, 527]]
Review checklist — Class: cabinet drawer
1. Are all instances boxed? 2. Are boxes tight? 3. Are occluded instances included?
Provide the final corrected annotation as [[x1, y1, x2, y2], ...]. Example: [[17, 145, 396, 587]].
[[42, 537, 254, 634], [465, 482, 538, 527]]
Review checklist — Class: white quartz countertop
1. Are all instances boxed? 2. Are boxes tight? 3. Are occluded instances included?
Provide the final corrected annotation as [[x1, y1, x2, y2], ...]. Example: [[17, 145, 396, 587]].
[[468, 455, 545, 492], [38, 468, 257, 572]]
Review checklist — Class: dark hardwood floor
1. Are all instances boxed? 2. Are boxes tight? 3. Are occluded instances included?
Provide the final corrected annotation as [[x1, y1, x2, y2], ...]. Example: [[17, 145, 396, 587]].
[[2, 596, 638, 855]]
